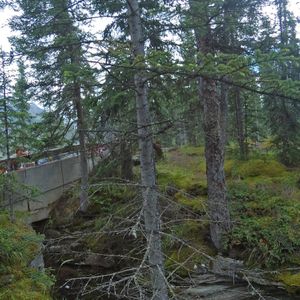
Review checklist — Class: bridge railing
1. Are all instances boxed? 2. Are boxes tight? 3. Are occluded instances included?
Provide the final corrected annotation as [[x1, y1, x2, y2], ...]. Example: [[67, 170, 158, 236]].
[[0, 154, 101, 223]]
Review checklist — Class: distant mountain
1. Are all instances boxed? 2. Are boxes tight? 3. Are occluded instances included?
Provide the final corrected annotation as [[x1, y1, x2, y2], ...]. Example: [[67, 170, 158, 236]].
[[29, 102, 44, 117]]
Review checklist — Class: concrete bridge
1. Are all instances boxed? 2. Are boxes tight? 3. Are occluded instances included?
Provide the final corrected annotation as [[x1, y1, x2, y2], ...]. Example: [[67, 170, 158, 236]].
[[0, 154, 100, 223]]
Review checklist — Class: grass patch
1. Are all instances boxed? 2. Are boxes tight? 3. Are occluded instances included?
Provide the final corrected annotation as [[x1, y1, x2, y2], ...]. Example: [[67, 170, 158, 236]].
[[180, 146, 205, 156], [156, 147, 206, 192]]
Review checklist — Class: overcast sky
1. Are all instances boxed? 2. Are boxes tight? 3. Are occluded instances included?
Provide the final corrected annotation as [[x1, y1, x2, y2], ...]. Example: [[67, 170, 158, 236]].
[[0, 1, 299, 51]]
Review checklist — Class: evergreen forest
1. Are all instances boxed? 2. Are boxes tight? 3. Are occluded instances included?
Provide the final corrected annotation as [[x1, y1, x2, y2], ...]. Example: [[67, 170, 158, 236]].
[[0, 0, 300, 299]]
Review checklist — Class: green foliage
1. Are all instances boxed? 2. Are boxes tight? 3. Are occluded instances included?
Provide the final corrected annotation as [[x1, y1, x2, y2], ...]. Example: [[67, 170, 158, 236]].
[[160, 146, 300, 270], [89, 183, 136, 214], [227, 183, 300, 267], [260, 1, 300, 167], [30, 111, 70, 152], [0, 212, 54, 299], [10, 61, 33, 150], [93, 157, 119, 179], [0, 173, 38, 198]]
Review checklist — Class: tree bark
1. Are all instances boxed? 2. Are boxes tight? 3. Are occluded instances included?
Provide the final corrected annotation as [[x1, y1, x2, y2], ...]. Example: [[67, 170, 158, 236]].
[[63, 3, 89, 212], [120, 139, 133, 181], [73, 82, 89, 212], [188, 0, 231, 250], [127, 1, 168, 299], [203, 76, 231, 250]]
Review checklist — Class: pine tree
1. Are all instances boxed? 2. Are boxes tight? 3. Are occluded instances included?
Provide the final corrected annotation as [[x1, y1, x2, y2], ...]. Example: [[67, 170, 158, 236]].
[[263, 0, 300, 166], [11, 0, 95, 210], [0, 50, 13, 168], [186, 0, 232, 249], [11, 61, 32, 151]]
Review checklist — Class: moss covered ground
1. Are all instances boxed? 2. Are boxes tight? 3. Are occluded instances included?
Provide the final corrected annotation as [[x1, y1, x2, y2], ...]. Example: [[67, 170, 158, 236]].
[[156, 146, 214, 277], [156, 146, 300, 290]]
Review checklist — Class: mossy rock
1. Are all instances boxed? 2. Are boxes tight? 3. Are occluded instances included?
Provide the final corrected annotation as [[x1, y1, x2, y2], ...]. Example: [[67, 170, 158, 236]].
[[3, 270, 53, 300], [225, 159, 286, 179], [238, 159, 286, 178], [277, 272, 300, 293]]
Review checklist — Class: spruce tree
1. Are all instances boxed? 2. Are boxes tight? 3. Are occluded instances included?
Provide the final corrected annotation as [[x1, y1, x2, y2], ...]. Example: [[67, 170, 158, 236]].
[[263, 0, 300, 166], [11, 61, 32, 151], [11, 0, 95, 210], [0, 50, 13, 168]]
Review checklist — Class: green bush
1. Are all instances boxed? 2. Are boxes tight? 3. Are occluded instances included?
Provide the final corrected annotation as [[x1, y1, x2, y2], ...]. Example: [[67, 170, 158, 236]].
[[89, 184, 137, 214], [0, 212, 54, 299], [227, 185, 300, 267]]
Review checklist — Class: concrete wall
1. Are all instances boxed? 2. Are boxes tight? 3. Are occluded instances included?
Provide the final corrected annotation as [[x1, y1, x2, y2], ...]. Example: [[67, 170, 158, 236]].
[[1, 154, 100, 223]]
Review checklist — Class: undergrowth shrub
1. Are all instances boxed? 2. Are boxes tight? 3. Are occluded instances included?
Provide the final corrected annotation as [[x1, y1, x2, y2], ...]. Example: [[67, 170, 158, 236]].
[[0, 212, 54, 299], [89, 183, 137, 214], [227, 184, 300, 267]]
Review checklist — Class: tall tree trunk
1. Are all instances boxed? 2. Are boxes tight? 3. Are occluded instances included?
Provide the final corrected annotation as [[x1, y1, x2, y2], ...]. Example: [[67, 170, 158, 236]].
[[127, 1, 168, 299], [73, 82, 89, 212], [50, 0, 90, 212], [189, 0, 231, 249], [120, 139, 133, 181], [203, 76, 231, 250], [186, 103, 198, 146], [234, 88, 247, 160]]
